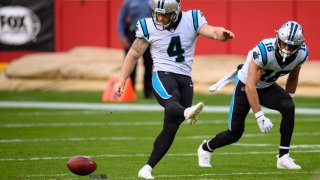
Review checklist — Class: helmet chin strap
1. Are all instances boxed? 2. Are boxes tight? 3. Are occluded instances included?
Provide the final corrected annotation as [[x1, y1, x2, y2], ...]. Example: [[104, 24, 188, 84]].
[[280, 49, 290, 62], [152, 12, 174, 30]]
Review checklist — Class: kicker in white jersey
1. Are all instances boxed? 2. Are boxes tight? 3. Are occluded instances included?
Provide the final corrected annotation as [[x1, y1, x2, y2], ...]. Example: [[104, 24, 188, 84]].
[[135, 10, 207, 77], [238, 38, 309, 89]]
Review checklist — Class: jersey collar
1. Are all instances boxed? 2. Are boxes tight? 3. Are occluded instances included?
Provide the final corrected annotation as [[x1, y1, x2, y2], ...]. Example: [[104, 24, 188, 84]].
[[166, 12, 182, 32], [275, 49, 298, 68]]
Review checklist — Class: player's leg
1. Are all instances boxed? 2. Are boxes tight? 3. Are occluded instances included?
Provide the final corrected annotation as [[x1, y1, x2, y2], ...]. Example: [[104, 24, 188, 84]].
[[259, 84, 294, 155], [148, 72, 195, 163], [198, 78, 250, 167], [152, 72, 187, 123], [258, 83, 300, 169], [139, 71, 189, 178], [176, 73, 203, 124], [142, 47, 153, 99], [151, 71, 201, 125], [207, 79, 250, 148]]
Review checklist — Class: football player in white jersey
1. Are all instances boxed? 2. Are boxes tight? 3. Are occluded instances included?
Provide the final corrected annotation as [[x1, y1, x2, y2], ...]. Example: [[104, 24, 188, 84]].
[[114, 0, 235, 179], [197, 21, 308, 170]]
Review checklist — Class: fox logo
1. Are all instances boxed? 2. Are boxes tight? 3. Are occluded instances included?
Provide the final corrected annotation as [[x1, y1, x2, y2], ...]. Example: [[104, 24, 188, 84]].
[[0, 6, 41, 45]]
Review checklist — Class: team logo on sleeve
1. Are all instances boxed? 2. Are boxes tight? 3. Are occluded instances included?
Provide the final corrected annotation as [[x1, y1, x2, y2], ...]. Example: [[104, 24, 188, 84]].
[[253, 51, 260, 61]]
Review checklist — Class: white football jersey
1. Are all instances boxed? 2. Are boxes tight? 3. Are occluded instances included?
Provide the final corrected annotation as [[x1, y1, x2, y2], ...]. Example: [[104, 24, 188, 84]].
[[238, 38, 308, 88], [135, 10, 207, 76]]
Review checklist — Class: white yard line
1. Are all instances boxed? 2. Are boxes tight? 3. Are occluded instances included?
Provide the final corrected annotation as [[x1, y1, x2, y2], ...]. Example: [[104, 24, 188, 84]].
[[23, 171, 320, 179], [1, 101, 320, 115], [25, 174, 69, 177], [1, 133, 320, 143], [1, 149, 320, 161], [144, 171, 320, 179], [1, 118, 319, 128]]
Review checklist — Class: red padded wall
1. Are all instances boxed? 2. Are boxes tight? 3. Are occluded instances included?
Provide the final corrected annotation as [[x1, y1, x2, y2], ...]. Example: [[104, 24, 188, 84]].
[[1, 0, 319, 62], [229, 0, 294, 55], [296, 0, 320, 61], [0, 51, 36, 62], [109, 0, 123, 49], [182, 0, 229, 54], [56, 0, 109, 51]]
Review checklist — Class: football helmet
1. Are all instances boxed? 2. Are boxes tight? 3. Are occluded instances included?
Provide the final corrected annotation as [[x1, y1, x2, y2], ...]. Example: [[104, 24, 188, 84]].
[[150, 0, 180, 30], [276, 21, 305, 62]]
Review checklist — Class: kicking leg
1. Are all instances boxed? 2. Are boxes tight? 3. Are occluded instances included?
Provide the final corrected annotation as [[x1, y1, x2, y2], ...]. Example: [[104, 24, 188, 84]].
[[139, 71, 196, 178]]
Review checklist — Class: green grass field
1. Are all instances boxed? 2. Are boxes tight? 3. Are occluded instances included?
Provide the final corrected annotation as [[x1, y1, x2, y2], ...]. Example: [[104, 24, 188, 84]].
[[0, 91, 319, 179]]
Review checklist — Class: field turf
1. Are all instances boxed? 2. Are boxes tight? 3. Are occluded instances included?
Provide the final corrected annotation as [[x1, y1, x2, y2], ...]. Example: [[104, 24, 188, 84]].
[[0, 91, 319, 179]]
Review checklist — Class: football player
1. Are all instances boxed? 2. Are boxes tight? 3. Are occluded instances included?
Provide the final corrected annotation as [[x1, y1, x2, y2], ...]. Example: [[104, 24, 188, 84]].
[[198, 21, 308, 170], [114, 0, 235, 179]]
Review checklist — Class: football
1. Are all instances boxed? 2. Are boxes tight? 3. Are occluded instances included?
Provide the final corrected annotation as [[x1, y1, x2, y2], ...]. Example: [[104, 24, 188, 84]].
[[67, 156, 97, 176]]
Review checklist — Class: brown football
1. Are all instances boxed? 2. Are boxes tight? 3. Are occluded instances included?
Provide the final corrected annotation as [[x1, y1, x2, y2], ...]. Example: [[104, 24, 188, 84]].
[[67, 156, 97, 176]]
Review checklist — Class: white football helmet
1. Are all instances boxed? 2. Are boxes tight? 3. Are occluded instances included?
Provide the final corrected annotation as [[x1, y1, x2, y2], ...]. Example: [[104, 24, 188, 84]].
[[276, 21, 305, 62], [150, 0, 181, 30]]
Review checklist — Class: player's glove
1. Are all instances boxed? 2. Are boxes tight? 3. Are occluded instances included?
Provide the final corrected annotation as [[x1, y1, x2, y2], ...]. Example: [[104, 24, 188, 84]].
[[255, 111, 273, 133]]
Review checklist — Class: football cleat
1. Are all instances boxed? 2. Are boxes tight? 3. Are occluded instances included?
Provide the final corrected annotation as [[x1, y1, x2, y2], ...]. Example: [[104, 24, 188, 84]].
[[184, 102, 204, 125], [138, 165, 154, 179], [277, 153, 301, 169], [198, 140, 212, 167]]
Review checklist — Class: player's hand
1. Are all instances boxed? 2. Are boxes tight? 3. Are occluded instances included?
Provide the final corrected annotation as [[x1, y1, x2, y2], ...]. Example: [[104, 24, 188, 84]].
[[114, 80, 126, 97], [255, 111, 273, 133], [223, 30, 235, 40]]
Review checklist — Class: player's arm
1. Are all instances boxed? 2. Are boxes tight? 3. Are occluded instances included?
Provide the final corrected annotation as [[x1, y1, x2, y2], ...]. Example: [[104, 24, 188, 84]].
[[285, 65, 301, 96], [245, 59, 262, 113], [114, 38, 149, 96], [198, 24, 235, 42], [246, 59, 273, 133]]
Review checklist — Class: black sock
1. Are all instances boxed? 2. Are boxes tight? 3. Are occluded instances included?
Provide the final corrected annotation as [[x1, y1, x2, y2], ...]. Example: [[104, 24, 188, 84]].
[[202, 141, 213, 152], [279, 148, 289, 157]]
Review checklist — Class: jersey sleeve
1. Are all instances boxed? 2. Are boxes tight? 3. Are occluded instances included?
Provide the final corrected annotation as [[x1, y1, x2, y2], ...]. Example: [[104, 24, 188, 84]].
[[252, 42, 268, 68], [135, 18, 149, 41], [191, 10, 207, 32]]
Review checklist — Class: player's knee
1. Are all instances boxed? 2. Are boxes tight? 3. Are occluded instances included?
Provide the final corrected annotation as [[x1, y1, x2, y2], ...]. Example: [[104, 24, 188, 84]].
[[164, 97, 182, 116], [228, 130, 243, 143], [165, 102, 177, 116], [164, 102, 184, 124], [278, 99, 295, 115]]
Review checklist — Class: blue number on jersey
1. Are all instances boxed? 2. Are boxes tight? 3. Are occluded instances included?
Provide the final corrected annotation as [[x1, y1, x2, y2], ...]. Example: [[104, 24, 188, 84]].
[[167, 36, 185, 62], [261, 70, 291, 82], [265, 43, 275, 52]]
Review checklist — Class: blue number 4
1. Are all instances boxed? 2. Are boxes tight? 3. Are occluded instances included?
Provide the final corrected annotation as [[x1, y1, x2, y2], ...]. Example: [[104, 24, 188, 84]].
[[167, 36, 185, 62]]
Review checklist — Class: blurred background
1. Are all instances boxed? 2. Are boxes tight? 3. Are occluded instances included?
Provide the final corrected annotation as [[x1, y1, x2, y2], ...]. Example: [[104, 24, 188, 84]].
[[0, 0, 319, 97], [0, 1, 320, 179]]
